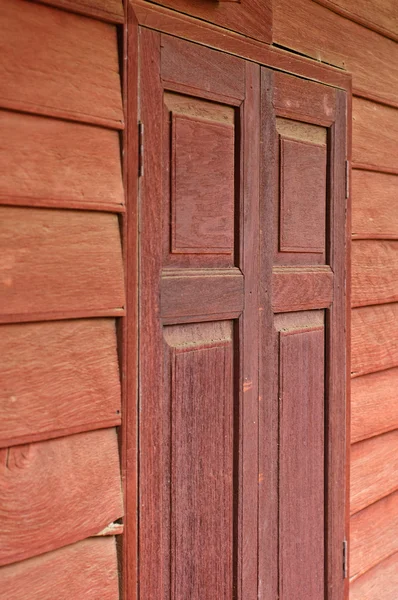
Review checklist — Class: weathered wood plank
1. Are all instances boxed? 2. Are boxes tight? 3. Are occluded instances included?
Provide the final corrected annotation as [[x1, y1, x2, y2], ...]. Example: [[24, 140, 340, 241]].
[[0, 111, 124, 210], [37, 0, 124, 23], [0, 319, 121, 447], [273, 0, 398, 107], [0, 0, 123, 127], [0, 207, 124, 322], [161, 269, 244, 321], [350, 491, 398, 580], [352, 170, 398, 239], [351, 304, 398, 377], [350, 431, 398, 515], [350, 551, 398, 600], [0, 428, 123, 565], [353, 97, 398, 172], [313, 0, 398, 41], [0, 537, 120, 599], [352, 368, 398, 443], [272, 267, 333, 312], [352, 241, 398, 307]]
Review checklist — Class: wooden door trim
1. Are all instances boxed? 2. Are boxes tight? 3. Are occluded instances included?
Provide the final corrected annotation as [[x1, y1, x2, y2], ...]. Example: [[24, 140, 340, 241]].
[[130, 0, 351, 91]]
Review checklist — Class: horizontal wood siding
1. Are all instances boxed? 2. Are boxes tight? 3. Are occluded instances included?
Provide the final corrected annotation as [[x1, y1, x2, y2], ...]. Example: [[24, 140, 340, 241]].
[[0, 110, 124, 210], [0, 0, 123, 127], [0, 428, 123, 565], [0, 537, 120, 600], [352, 170, 398, 239], [0, 0, 125, 597], [350, 551, 398, 600]]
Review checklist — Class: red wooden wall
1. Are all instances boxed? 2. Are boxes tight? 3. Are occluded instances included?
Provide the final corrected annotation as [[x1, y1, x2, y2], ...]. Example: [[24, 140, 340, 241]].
[[0, 0, 125, 597]]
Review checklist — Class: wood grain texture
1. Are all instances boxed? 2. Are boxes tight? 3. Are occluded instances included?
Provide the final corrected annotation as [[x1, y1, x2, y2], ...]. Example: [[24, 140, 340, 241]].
[[171, 114, 234, 253], [161, 269, 244, 321], [0, 319, 120, 447], [0, 207, 124, 322], [350, 551, 398, 600], [132, 0, 351, 92], [0, 428, 123, 565], [350, 490, 398, 580], [171, 336, 233, 599], [160, 33, 245, 103], [350, 430, 398, 515], [279, 326, 325, 599], [352, 170, 398, 239], [313, 0, 398, 42], [0, 0, 123, 127], [0, 111, 124, 210], [351, 368, 398, 443], [146, 0, 272, 43], [273, 0, 398, 107], [353, 97, 398, 172], [272, 267, 333, 312], [38, 0, 124, 23], [0, 537, 119, 599], [352, 241, 398, 307], [279, 137, 326, 253], [351, 304, 398, 377]]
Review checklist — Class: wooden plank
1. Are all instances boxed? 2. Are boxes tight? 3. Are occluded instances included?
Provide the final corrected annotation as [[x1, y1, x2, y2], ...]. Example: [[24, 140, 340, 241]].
[[352, 241, 398, 307], [0, 0, 123, 127], [350, 490, 398, 579], [38, 0, 124, 23], [0, 207, 124, 322], [352, 170, 398, 239], [313, 0, 398, 42], [140, 0, 272, 44], [353, 97, 398, 173], [351, 368, 398, 443], [0, 427, 123, 565], [0, 537, 119, 600], [161, 33, 245, 103], [273, 0, 398, 107], [351, 304, 398, 377], [169, 329, 234, 599], [0, 111, 124, 211], [272, 267, 333, 312], [278, 324, 325, 599], [161, 269, 244, 321], [350, 430, 398, 515], [350, 551, 398, 600], [0, 319, 121, 448], [132, 0, 351, 92]]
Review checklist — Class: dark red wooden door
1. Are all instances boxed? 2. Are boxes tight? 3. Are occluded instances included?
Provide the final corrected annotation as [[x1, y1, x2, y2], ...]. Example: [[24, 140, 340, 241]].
[[137, 31, 347, 600]]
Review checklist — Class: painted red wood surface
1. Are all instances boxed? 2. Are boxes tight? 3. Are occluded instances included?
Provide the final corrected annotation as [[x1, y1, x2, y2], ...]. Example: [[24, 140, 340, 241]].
[[350, 551, 398, 600], [350, 431, 398, 514], [350, 490, 398, 579], [139, 31, 261, 599], [0, 428, 123, 565], [352, 241, 398, 307], [351, 304, 398, 377], [168, 325, 233, 598], [0, 319, 121, 447], [0, 111, 124, 211], [351, 368, 398, 442], [0, 537, 120, 600], [278, 323, 325, 599], [145, 0, 272, 43], [38, 0, 124, 23], [352, 170, 398, 239], [0, 0, 123, 127], [0, 207, 124, 322]]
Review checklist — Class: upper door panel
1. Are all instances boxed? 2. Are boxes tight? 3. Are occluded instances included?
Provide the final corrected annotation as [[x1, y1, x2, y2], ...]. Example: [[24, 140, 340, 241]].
[[144, 0, 272, 43]]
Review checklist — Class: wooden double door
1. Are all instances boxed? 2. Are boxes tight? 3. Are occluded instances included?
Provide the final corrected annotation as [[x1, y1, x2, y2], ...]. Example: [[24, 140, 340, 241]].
[[137, 30, 347, 600]]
